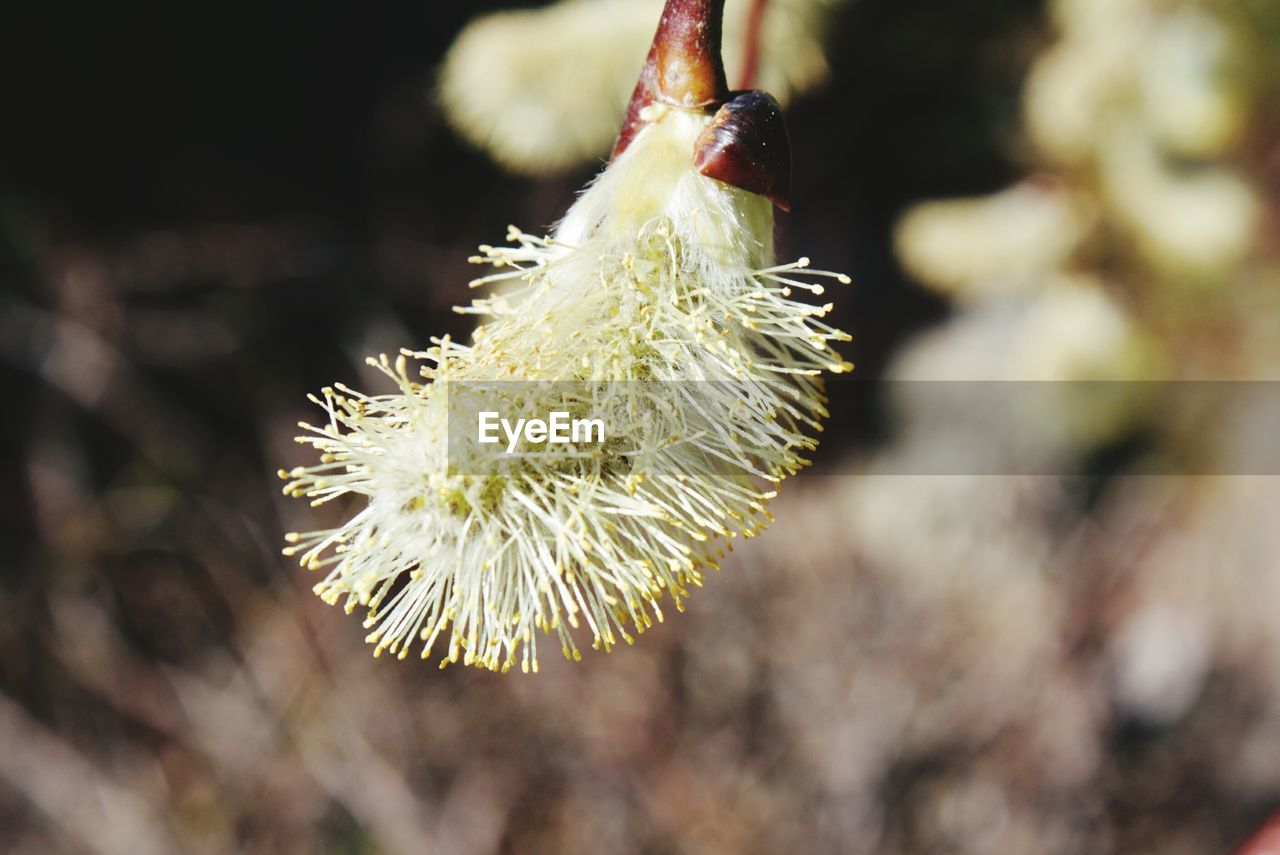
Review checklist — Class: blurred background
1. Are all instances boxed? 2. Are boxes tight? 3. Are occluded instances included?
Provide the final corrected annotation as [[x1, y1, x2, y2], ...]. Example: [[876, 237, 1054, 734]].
[[3, 0, 1280, 852]]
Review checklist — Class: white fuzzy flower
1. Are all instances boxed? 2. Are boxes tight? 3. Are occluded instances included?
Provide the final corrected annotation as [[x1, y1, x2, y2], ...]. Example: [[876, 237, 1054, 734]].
[[281, 0, 850, 671]]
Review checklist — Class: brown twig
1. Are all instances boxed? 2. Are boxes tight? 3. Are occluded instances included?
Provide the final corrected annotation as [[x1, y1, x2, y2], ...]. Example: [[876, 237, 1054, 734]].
[[612, 0, 729, 157], [737, 0, 769, 90]]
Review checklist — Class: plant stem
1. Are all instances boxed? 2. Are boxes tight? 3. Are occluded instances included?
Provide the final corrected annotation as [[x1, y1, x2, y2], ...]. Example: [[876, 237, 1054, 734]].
[[613, 0, 729, 157], [737, 0, 769, 90]]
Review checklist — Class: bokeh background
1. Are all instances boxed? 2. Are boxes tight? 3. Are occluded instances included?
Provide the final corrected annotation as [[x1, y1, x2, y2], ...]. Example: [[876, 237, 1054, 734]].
[[3, 0, 1280, 852]]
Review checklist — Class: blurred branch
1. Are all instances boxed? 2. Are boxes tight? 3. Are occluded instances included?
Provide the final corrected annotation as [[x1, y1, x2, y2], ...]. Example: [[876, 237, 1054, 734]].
[[737, 0, 768, 89], [0, 693, 179, 855]]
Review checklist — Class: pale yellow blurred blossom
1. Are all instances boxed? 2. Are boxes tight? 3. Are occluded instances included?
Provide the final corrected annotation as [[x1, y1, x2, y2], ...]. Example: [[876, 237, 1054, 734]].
[[1028, 1, 1245, 167], [889, 275, 1151, 451], [894, 179, 1094, 303], [281, 96, 850, 671], [438, 0, 843, 174], [1023, 37, 1130, 167], [894, 0, 1264, 410], [439, 0, 654, 174], [1137, 6, 1245, 159], [891, 276, 1141, 384], [1014, 279, 1147, 382], [1099, 125, 1258, 276]]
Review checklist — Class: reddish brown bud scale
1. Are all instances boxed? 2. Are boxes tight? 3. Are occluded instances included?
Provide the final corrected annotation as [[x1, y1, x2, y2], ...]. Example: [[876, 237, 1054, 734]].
[[695, 90, 792, 211], [651, 0, 728, 107], [613, 0, 792, 211], [613, 0, 728, 157]]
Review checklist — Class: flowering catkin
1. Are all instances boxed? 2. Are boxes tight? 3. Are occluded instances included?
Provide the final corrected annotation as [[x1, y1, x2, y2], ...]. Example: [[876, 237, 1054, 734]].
[[280, 1, 850, 672]]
